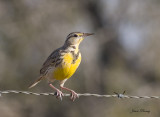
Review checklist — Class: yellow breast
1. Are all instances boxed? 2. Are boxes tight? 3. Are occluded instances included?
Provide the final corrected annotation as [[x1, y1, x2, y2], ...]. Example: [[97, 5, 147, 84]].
[[53, 52, 81, 80]]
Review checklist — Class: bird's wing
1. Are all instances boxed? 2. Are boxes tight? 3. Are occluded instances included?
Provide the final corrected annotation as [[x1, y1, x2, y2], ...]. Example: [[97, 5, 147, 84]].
[[40, 47, 63, 75]]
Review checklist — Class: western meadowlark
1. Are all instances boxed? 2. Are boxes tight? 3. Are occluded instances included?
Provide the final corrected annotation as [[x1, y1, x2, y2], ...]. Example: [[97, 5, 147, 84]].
[[29, 32, 94, 101]]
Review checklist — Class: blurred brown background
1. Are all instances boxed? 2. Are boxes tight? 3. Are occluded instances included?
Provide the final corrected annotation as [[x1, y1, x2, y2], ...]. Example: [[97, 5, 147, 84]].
[[0, 0, 160, 117]]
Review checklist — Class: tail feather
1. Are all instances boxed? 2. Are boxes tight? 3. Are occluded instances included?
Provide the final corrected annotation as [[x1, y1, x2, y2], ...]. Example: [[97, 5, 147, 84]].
[[29, 76, 44, 89]]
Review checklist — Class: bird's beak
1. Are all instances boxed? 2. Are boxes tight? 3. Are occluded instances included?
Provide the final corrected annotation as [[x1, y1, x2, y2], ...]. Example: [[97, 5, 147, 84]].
[[83, 33, 94, 37]]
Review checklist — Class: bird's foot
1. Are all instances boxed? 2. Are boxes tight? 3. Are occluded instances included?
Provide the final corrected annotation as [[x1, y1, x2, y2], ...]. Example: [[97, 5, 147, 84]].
[[70, 90, 79, 101], [54, 89, 64, 101]]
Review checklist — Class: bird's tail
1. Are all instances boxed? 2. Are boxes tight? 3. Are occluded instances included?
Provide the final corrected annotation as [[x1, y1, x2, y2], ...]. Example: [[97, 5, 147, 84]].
[[29, 76, 44, 89]]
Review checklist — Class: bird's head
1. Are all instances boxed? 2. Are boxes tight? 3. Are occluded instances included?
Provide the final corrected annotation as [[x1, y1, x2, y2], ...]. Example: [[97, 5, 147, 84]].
[[65, 32, 94, 46]]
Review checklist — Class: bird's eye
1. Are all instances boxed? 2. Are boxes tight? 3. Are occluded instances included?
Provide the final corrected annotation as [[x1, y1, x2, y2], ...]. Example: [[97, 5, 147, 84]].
[[73, 34, 78, 37]]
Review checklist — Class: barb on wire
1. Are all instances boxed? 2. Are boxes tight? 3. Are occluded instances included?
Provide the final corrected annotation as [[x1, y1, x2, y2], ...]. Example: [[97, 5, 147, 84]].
[[114, 91, 126, 98], [0, 90, 160, 99]]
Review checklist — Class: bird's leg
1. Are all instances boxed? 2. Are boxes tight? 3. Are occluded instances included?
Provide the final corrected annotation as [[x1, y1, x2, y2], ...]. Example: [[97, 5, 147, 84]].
[[60, 80, 79, 101], [49, 83, 64, 100], [60, 86, 79, 101]]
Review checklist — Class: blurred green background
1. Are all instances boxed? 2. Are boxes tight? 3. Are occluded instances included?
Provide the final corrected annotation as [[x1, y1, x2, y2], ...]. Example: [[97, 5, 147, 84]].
[[0, 0, 160, 117]]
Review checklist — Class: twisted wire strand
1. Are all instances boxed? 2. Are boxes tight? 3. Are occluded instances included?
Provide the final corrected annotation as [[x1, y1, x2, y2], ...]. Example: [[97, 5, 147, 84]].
[[0, 90, 160, 99]]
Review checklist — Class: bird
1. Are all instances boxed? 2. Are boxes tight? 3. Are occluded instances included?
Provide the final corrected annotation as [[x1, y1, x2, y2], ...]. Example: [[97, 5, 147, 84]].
[[29, 32, 94, 101]]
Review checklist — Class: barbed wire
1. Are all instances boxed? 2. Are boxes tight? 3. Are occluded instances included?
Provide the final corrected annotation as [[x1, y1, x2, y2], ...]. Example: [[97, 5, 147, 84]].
[[0, 90, 160, 99]]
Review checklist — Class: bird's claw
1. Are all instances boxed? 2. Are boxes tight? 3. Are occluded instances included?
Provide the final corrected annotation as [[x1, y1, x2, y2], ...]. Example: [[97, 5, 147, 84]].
[[54, 90, 64, 101], [70, 90, 79, 101]]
